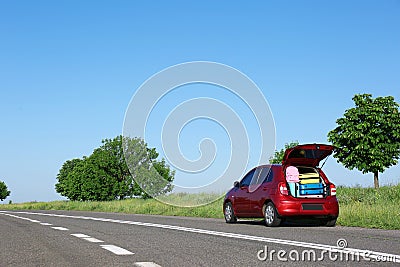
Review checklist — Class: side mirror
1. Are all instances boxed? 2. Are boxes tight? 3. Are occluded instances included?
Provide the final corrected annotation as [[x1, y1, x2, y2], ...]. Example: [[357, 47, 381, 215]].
[[234, 181, 239, 188]]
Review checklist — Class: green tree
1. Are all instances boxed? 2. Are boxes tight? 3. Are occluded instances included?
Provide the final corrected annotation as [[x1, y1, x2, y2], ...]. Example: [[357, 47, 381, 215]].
[[91, 136, 133, 200], [0, 180, 10, 201], [55, 136, 175, 201], [269, 141, 299, 164], [328, 94, 400, 189], [55, 158, 82, 198], [122, 137, 175, 199]]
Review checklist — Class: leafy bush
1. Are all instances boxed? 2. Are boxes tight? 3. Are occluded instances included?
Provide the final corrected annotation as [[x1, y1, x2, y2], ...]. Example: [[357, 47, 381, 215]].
[[55, 136, 174, 201]]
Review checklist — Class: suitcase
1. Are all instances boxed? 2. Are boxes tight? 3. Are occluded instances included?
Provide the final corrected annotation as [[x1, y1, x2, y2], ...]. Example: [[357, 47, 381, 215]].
[[300, 188, 324, 195], [299, 173, 319, 178], [299, 178, 320, 184], [299, 183, 323, 190]]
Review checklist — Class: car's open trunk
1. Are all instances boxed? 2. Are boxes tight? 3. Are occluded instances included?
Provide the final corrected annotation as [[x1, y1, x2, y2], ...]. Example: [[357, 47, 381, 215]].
[[286, 166, 327, 198]]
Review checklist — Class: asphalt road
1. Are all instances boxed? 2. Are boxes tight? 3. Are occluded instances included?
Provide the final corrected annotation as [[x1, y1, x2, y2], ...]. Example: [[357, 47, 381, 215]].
[[0, 210, 399, 266]]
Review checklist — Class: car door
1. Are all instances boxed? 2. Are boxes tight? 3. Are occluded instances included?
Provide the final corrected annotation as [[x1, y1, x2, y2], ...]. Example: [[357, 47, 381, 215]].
[[233, 168, 255, 216], [248, 166, 274, 216]]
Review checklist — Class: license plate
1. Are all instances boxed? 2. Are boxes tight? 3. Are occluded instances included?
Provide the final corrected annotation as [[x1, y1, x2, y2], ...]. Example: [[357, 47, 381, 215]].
[[302, 204, 323, 210]]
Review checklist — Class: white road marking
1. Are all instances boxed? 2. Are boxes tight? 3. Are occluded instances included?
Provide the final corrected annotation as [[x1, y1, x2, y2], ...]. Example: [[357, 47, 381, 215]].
[[1, 212, 134, 257], [51, 226, 69, 231], [134, 262, 162, 267], [83, 237, 104, 243], [3, 211, 400, 263], [100, 245, 134, 255], [4, 213, 39, 223], [71, 233, 91, 238]]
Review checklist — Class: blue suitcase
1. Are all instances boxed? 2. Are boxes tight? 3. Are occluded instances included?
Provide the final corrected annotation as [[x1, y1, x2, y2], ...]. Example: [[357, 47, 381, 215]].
[[299, 183, 323, 190], [300, 188, 324, 195]]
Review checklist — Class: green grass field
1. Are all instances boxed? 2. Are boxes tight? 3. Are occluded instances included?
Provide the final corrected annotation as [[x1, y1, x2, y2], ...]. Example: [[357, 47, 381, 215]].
[[1, 185, 399, 230], [336, 184, 400, 229]]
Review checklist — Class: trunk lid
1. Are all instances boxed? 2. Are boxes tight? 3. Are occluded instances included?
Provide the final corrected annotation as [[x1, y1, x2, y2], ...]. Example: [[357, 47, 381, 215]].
[[282, 144, 334, 167]]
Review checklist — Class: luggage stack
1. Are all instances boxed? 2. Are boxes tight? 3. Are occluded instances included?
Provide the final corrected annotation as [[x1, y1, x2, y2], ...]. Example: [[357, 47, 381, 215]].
[[297, 173, 324, 198]]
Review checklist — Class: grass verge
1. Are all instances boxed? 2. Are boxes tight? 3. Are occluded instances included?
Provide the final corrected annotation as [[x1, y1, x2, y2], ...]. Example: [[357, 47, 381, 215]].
[[336, 184, 400, 230], [1, 185, 399, 230], [1, 193, 225, 219]]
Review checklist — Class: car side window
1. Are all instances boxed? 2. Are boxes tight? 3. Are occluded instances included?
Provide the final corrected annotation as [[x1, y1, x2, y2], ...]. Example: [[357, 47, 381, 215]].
[[240, 169, 256, 187], [262, 168, 274, 183], [250, 167, 268, 186]]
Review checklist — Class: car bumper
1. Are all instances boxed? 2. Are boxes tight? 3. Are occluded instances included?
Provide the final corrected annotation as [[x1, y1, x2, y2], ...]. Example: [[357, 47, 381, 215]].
[[276, 197, 339, 217]]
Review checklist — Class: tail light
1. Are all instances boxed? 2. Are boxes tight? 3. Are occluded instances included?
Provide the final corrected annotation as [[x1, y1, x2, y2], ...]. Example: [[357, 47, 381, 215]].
[[330, 184, 336, 196], [279, 182, 289, 196]]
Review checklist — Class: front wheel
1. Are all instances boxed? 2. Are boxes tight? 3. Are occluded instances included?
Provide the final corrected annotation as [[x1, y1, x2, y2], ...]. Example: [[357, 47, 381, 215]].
[[264, 202, 282, 227], [224, 202, 237, 223]]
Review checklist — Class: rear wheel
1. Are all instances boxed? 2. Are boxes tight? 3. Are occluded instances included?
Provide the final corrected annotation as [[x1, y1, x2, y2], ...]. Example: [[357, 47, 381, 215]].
[[264, 202, 281, 227], [324, 218, 337, 227], [224, 202, 237, 223]]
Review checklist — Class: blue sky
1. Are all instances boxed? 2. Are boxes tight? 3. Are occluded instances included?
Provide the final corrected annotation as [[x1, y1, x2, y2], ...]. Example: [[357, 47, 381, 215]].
[[1, 1, 399, 203]]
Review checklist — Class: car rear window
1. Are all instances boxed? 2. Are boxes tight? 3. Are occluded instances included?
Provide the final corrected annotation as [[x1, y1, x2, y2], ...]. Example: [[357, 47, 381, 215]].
[[288, 149, 331, 160]]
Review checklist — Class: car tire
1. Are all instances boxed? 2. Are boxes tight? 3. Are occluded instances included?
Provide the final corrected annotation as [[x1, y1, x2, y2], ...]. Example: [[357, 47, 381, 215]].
[[264, 202, 281, 227], [325, 218, 337, 227], [224, 202, 237, 223]]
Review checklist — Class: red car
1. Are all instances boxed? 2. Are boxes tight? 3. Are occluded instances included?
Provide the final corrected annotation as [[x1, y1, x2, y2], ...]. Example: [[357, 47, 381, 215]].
[[223, 144, 339, 227]]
